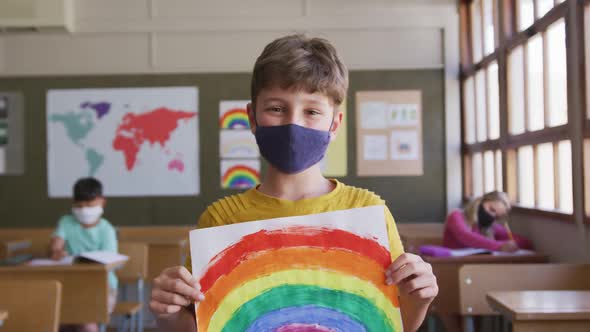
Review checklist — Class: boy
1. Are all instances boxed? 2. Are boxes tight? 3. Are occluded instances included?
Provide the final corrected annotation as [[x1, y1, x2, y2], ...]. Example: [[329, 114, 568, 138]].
[[149, 35, 438, 332], [50, 177, 118, 332]]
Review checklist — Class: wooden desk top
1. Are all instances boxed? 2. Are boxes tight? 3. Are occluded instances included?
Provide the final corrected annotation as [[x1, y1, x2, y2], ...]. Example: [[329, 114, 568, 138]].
[[0, 260, 125, 272], [425, 253, 548, 264], [487, 291, 590, 321], [120, 238, 187, 246]]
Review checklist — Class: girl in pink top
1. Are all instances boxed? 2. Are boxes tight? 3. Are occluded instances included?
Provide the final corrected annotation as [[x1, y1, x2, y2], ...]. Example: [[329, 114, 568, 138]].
[[443, 191, 532, 252]]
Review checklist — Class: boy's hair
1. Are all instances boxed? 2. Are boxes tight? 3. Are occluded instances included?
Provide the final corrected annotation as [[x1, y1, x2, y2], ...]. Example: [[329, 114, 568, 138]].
[[73, 177, 103, 202], [251, 34, 348, 108]]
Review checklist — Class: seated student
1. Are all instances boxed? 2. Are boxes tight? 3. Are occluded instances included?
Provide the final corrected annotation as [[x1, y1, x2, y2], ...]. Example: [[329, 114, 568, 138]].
[[149, 34, 439, 332], [49, 177, 118, 332], [443, 191, 532, 252]]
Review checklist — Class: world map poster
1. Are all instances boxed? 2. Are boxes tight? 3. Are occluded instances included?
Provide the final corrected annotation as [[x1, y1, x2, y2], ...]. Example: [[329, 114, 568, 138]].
[[47, 87, 199, 197]]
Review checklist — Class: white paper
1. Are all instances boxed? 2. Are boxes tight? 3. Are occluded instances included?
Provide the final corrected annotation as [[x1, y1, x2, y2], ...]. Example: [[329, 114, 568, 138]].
[[29, 256, 75, 266], [78, 251, 129, 264], [363, 135, 388, 160], [46, 87, 200, 197], [189, 206, 390, 278], [390, 130, 419, 160], [389, 104, 419, 127], [492, 249, 536, 256], [449, 248, 491, 257], [219, 130, 259, 159], [360, 102, 388, 129]]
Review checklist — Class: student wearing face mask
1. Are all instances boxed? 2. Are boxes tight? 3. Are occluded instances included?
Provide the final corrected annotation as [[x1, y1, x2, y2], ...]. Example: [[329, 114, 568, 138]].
[[443, 191, 533, 252], [149, 34, 438, 332], [50, 177, 117, 332]]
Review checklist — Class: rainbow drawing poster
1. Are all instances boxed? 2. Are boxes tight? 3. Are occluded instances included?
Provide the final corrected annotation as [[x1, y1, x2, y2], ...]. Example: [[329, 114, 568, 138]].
[[220, 159, 260, 189], [220, 130, 259, 159], [219, 101, 250, 130], [189, 206, 403, 332]]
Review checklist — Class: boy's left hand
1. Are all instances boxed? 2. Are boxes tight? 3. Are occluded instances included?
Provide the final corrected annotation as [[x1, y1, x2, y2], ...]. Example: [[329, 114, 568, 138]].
[[385, 253, 438, 303]]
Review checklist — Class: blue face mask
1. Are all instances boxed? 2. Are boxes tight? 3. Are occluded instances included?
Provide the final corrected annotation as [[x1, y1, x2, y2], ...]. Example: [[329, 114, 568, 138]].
[[254, 117, 333, 174]]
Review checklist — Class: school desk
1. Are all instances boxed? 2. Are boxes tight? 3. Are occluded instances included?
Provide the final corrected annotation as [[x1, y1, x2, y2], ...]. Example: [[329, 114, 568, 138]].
[[0, 239, 31, 259], [424, 253, 549, 332], [487, 291, 590, 332], [0, 261, 124, 325], [0, 310, 7, 327], [0, 228, 53, 257], [397, 222, 444, 253]]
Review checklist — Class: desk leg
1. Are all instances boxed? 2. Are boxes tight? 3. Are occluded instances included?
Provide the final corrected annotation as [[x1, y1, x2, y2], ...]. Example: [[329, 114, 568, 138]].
[[462, 316, 474, 332], [98, 324, 106, 332], [439, 313, 461, 332]]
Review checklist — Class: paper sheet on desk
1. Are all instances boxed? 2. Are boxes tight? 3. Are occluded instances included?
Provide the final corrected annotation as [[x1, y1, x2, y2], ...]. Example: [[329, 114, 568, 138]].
[[492, 249, 536, 256], [29, 256, 75, 266]]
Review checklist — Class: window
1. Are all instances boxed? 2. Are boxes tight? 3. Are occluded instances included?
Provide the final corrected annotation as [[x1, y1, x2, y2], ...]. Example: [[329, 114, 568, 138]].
[[546, 19, 568, 127], [508, 46, 525, 134], [461, 0, 579, 221]]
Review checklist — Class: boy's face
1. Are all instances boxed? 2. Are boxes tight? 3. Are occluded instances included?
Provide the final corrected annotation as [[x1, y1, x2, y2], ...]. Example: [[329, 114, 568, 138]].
[[247, 86, 343, 141], [72, 197, 105, 208]]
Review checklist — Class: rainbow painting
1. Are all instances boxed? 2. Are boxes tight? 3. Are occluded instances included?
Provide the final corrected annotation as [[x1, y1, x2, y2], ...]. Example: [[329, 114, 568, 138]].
[[219, 130, 259, 159], [189, 206, 403, 332], [219, 101, 250, 129], [221, 159, 260, 189]]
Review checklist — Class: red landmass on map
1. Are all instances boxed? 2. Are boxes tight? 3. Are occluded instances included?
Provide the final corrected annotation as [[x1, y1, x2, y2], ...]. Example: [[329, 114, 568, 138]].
[[112, 107, 197, 170]]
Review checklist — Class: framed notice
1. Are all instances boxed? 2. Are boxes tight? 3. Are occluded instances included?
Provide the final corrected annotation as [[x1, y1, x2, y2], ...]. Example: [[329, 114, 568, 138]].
[[356, 90, 423, 176]]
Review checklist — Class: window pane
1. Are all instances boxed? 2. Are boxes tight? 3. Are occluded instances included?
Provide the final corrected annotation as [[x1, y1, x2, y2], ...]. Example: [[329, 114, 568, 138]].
[[517, 0, 535, 31], [473, 152, 484, 197], [557, 140, 573, 213], [518, 145, 535, 207], [476, 70, 488, 142], [584, 140, 590, 216], [547, 19, 568, 127], [495, 149, 503, 191], [471, 1, 484, 63], [508, 46, 526, 134], [526, 35, 545, 131], [483, 0, 495, 55], [484, 150, 495, 193], [536, 0, 553, 18], [586, 5, 590, 119], [463, 77, 476, 144], [536, 143, 555, 210], [487, 62, 500, 139]]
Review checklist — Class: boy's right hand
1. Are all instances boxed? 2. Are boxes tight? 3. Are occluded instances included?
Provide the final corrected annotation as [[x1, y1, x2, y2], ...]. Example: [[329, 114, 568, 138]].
[[50, 249, 67, 260], [150, 266, 205, 318]]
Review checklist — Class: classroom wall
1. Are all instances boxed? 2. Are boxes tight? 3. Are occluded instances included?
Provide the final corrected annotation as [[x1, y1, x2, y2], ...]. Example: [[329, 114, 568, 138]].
[[0, 0, 454, 76], [510, 214, 590, 263], [0, 69, 446, 228]]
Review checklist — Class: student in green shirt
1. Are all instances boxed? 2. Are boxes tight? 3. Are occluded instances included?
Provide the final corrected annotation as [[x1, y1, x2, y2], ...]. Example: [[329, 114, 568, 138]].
[[50, 177, 118, 332]]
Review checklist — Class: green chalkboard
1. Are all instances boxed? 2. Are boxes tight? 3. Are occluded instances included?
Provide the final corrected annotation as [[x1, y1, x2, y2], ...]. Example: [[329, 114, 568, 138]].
[[0, 69, 445, 228]]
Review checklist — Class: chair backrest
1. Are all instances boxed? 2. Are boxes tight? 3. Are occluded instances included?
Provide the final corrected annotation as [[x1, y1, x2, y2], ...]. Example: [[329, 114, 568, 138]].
[[0, 228, 54, 258], [0, 279, 62, 332], [117, 242, 149, 282], [459, 263, 590, 315]]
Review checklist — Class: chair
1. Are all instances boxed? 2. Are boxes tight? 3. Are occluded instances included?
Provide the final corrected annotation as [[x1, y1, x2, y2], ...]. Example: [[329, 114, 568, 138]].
[[113, 242, 148, 332], [0, 279, 62, 332]]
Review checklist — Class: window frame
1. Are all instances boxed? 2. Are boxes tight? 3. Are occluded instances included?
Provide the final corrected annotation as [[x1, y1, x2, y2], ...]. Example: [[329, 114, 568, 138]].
[[460, 0, 586, 224]]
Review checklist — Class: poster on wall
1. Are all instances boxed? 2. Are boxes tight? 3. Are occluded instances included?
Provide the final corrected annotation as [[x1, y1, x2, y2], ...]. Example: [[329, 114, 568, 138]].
[[356, 90, 423, 176], [221, 159, 261, 189], [320, 99, 348, 177], [47, 87, 200, 197], [219, 100, 261, 189], [189, 206, 403, 332]]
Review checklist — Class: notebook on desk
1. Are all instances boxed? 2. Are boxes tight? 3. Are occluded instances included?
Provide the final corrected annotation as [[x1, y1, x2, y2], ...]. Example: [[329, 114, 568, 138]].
[[419, 245, 536, 257], [28, 251, 128, 266]]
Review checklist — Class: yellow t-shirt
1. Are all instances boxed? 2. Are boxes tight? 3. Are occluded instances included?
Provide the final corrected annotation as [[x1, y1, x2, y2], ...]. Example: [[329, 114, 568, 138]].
[[186, 179, 404, 271]]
